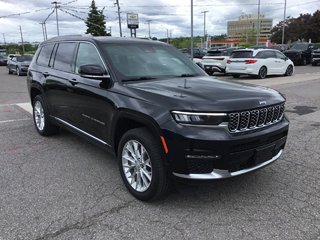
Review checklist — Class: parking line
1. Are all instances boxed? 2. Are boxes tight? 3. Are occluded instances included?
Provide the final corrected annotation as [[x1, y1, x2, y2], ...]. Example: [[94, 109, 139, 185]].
[[0, 118, 30, 124], [16, 102, 33, 114]]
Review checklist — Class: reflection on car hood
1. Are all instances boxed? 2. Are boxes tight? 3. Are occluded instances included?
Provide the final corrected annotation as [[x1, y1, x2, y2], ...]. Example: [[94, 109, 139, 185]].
[[124, 76, 285, 112]]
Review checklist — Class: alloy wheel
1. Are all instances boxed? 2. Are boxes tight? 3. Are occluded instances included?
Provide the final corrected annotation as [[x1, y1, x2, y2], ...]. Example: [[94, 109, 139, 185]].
[[122, 140, 152, 192], [34, 101, 45, 131]]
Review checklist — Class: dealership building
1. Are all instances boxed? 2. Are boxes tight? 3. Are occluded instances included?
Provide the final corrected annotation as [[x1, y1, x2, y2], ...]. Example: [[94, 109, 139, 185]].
[[227, 14, 273, 43]]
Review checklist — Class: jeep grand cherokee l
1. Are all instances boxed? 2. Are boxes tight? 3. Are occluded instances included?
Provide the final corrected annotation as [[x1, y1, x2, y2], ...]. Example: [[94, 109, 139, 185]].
[[27, 35, 289, 201]]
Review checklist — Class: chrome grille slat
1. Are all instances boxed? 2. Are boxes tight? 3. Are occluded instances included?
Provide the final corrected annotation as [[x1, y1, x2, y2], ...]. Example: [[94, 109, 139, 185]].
[[228, 104, 285, 132]]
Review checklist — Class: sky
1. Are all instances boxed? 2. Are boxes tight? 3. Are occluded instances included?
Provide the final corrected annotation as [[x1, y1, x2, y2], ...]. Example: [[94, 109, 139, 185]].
[[0, 0, 319, 43]]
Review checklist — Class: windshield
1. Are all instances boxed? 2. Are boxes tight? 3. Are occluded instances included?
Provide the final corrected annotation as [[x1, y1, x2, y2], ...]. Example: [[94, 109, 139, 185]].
[[17, 55, 33, 62], [230, 51, 253, 58], [290, 44, 308, 51], [100, 43, 205, 81]]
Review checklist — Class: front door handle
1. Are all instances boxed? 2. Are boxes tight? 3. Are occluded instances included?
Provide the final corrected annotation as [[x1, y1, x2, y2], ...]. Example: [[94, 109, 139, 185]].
[[69, 78, 78, 85]]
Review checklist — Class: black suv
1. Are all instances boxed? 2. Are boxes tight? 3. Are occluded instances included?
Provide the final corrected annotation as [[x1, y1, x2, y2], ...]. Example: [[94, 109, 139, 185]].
[[27, 35, 289, 201], [311, 48, 320, 66], [284, 43, 314, 65]]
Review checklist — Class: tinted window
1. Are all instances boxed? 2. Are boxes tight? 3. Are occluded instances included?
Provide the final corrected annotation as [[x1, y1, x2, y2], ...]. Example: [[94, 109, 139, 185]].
[[290, 44, 308, 51], [37, 44, 55, 66], [206, 51, 222, 56], [17, 55, 33, 62], [100, 43, 205, 80], [53, 42, 77, 72], [255, 51, 276, 59], [230, 51, 253, 58], [275, 51, 286, 59], [75, 43, 105, 73]]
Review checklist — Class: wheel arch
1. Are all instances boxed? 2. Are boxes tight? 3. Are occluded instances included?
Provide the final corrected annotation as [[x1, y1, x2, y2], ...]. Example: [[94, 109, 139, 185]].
[[111, 109, 164, 157]]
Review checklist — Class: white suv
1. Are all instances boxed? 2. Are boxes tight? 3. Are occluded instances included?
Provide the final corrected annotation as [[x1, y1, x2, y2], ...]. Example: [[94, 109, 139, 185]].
[[201, 48, 237, 75], [226, 49, 294, 79]]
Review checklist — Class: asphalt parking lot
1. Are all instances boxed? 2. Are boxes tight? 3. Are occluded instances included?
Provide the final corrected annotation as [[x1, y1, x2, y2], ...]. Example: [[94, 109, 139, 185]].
[[1, 65, 320, 240]]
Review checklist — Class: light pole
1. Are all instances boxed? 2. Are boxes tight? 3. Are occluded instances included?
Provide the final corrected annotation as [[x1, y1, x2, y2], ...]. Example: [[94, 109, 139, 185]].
[[51, 1, 60, 36], [281, 0, 287, 45], [256, 0, 260, 46], [191, 0, 194, 59], [201, 11, 208, 49], [147, 20, 152, 39], [115, 0, 122, 37]]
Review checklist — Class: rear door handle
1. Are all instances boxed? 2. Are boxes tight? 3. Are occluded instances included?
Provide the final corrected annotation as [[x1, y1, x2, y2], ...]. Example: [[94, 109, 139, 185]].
[[43, 72, 49, 78]]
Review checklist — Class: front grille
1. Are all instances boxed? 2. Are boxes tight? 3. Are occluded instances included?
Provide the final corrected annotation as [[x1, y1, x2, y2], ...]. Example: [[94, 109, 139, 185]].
[[228, 104, 284, 132]]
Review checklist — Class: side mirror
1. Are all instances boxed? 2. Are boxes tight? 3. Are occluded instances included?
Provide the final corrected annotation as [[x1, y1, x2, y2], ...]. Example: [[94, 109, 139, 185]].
[[79, 64, 110, 81], [285, 57, 289, 61]]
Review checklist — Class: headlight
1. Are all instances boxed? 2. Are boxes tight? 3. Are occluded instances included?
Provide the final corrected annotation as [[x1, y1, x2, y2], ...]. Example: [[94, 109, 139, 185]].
[[171, 111, 227, 125]]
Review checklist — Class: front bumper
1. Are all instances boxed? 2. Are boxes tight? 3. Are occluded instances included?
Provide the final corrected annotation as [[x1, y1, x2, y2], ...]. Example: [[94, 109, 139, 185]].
[[312, 57, 320, 64], [162, 117, 289, 179]]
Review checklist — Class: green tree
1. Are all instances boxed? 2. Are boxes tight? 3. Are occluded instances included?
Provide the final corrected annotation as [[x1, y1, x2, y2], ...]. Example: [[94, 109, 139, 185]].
[[85, 0, 109, 36]]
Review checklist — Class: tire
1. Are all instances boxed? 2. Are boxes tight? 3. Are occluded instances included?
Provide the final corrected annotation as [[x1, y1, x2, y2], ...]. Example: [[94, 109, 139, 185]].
[[8, 68, 12, 74], [301, 57, 307, 65], [232, 74, 240, 78], [16, 66, 21, 76], [312, 62, 316, 66], [285, 65, 294, 76], [32, 95, 59, 136], [118, 128, 171, 201], [257, 66, 267, 79]]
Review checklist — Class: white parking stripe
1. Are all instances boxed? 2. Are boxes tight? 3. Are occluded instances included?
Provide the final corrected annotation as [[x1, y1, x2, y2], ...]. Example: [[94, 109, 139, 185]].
[[16, 102, 33, 114], [0, 118, 30, 124]]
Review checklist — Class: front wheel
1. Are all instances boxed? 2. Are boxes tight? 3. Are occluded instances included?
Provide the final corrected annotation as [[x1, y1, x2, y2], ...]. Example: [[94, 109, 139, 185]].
[[257, 66, 267, 79], [16, 67, 21, 76], [33, 95, 59, 136], [118, 128, 171, 201], [285, 65, 294, 76]]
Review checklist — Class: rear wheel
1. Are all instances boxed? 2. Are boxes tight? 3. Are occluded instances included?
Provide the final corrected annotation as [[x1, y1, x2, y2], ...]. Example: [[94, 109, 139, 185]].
[[118, 128, 171, 201], [8, 68, 12, 74], [257, 66, 267, 79], [312, 62, 317, 66], [285, 65, 294, 76], [301, 57, 307, 65], [33, 95, 59, 136]]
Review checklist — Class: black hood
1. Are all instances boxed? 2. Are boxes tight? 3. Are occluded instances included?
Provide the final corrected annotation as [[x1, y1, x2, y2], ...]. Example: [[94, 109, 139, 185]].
[[121, 77, 285, 112]]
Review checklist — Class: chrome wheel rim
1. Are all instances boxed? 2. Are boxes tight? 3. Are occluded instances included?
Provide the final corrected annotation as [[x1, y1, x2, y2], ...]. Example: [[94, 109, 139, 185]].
[[287, 66, 293, 75], [34, 101, 45, 131], [122, 140, 152, 192]]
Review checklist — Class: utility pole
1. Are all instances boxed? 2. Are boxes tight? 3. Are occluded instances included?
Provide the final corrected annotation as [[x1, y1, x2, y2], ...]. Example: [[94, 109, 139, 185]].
[[19, 26, 25, 54], [147, 20, 152, 39], [2, 33, 6, 45], [281, 0, 287, 45], [256, 0, 261, 46], [115, 0, 122, 37], [191, 0, 194, 59], [201, 11, 208, 49], [166, 29, 169, 44], [51, 1, 60, 36]]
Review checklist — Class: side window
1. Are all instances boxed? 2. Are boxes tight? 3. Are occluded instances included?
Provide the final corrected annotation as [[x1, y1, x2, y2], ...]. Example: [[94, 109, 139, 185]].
[[53, 42, 77, 72], [75, 43, 105, 74], [255, 51, 266, 59], [37, 44, 55, 66], [275, 52, 285, 60]]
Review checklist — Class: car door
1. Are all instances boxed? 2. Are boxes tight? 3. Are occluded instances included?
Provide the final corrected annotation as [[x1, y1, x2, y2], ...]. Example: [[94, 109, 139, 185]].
[[274, 51, 287, 74], [66, 42, 115, 142], [262, 50, 278, 74], [9, 57, 17, 72], [43, 42, 78, 122]]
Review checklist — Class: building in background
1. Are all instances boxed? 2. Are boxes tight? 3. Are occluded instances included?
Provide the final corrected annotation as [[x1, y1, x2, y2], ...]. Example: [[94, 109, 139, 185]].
[[227, 14, 273, 44]]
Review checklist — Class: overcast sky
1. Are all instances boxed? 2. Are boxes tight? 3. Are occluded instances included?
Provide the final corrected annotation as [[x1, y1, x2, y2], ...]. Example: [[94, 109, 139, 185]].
[[0, 0, 319, 43]]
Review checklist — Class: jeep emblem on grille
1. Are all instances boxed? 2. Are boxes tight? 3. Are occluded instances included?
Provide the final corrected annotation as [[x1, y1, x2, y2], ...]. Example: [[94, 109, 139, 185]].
[[259, 100, 267, 105]]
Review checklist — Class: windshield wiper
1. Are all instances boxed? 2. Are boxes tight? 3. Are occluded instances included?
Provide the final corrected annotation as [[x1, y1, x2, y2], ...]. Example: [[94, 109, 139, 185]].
[[122, 76, 157, 82], [177, 73, 197, 77]]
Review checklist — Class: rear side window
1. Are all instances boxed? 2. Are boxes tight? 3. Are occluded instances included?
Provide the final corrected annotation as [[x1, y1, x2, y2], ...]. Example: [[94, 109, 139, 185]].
[[37, 44, 55, 66], [53, 42, 77, 72], [255, 51, 276, 59], [230, 51, 253, 58]]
